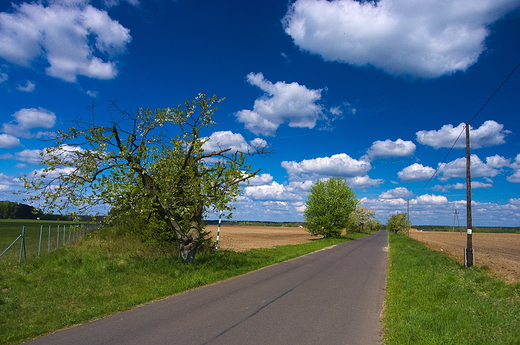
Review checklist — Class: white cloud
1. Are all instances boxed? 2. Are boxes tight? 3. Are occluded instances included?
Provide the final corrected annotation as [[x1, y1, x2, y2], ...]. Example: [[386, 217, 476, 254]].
[[379, 187, 413, 199], [282, 153, 371, 180], [0, 1, 131, 82], [0, 172, 22, 193], [2, 108, 56, 138], [0, 72, 7, 83], [247, 173, 274, 186], [438, 154, 500, 181], [203, 131, 267, 154], [0, 133, 21, 148], [486, 154, 510, 168], [398, 163, 435, 182], [86, 90, 99, 98], [432, 181, 492, 192], [42, 144, 83, 163], [507, 169, 520, 183], [362, 138, 416, 161], [103, 0, 140, 7], [283, 0, 520, 78], [16, 80, 35, 92], [236, 72, 324, 136], [347, 175, 384, 189], [412, 194, 449, 205], [14, 149, 43, 165], [416, 120, 509, 149], [244, 181, 305, 201]]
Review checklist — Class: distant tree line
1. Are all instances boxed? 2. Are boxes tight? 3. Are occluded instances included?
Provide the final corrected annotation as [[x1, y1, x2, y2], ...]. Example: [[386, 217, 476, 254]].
[[0, 201, 42, 219], [0, 201, 86, 221]]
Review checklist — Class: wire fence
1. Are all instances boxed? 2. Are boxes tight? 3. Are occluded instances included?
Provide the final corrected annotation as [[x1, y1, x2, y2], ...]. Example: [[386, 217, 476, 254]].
[[0, 223, 98, 264]]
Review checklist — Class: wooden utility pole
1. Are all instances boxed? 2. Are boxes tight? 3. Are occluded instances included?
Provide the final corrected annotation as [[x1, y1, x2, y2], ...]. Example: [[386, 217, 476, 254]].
[[465, 123, 474, 267]]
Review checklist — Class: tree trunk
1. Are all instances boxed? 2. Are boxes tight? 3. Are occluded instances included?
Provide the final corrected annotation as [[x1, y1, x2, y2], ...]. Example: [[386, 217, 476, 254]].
[[178, 203, 203, 264]]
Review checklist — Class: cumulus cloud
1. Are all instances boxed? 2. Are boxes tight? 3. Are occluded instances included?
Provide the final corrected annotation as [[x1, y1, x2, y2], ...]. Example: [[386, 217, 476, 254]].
[[0, 0, 131, 82], [379, 187, 413, 199], [507, 169, 520, 183], [347, 175, 384, 189], [236, 72, 324, 136], [14, 149, 43, 165], [412, 194, 449, 205], [203, 131, 268, 154], [438, 154, 500, 181], [416, 120, 509, 149], [485, 154, 510, 169], [398, 163, 436, 182], [1, 108, 56, 138], [362, 138, 416, 161], [246, 173, 274, 186], [244, 180, 312, 202], [282, 153, 371, 180], [0, 133, 21, 148], [432, 181, 492, 192], [283, 0, 520, 78], [0, 172, 22, 193]]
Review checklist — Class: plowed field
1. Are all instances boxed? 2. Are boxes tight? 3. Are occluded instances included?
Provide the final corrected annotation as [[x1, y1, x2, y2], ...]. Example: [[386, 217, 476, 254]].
[[207, 225, 317, 252], [410, 231, 520, 284]]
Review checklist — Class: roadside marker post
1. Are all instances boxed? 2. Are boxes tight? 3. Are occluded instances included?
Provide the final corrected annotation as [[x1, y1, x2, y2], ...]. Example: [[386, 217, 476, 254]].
[[215, 212, 222, 250]]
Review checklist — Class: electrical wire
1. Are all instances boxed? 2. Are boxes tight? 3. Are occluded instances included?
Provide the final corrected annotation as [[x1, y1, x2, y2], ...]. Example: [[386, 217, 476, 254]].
[[416, 62, 520, 195]]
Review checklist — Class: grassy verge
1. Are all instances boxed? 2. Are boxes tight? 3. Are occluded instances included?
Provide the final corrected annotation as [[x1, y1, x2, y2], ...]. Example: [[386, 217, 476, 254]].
[[1, 228, 367, 344], [383, 232, 520, 344]]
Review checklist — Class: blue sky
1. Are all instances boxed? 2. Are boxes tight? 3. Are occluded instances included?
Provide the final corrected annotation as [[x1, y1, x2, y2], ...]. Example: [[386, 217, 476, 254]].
[[1, 0, 520, 226]]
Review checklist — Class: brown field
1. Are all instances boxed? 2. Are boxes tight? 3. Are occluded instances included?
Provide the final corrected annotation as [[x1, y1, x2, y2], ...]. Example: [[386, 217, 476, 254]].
[[410, 231, 520, 284], [207, 225, 318, 252]]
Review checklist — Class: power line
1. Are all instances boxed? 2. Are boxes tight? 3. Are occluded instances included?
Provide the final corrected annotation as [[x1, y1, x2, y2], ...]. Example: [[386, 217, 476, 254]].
[[416, 62, 520, 195]]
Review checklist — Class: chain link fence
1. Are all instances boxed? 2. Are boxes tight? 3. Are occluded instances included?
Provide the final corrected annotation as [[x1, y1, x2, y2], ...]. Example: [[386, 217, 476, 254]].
[[1, 223, 98, 264]]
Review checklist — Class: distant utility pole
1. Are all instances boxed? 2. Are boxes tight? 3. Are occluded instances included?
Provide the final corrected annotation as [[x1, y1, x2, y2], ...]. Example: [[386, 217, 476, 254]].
[[453, 209, 461, 233], [465, 123, 474, 267]]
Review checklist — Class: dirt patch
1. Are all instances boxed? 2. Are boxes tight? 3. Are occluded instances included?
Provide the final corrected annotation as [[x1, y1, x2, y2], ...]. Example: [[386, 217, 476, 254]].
[[410, 231, 520, 284], [206, 225, 318, 252]]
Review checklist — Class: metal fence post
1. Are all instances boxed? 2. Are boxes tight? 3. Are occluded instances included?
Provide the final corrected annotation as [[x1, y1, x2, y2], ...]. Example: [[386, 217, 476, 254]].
[[19, 226, 27, 263], [38, 225, 43, 256]]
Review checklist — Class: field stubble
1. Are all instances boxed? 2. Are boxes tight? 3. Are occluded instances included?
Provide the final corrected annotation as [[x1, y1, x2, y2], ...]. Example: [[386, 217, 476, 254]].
[[410, 231, 520, 284], [207, 225, 319, 251]]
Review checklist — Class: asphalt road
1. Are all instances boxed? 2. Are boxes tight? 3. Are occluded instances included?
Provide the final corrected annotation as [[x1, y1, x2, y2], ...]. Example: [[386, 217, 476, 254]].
[[25, 230, 388, 345]]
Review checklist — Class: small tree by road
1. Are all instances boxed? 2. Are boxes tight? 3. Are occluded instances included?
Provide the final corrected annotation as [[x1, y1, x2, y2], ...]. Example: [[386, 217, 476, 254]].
[[304, 177, 358, 238], [386, 213, 411, 234], [347, 206, 382, 233]]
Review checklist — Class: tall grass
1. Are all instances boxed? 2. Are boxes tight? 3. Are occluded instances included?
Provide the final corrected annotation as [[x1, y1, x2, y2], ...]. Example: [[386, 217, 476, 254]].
[[0, 227, 365, 344], [383, 232, 520, 344]]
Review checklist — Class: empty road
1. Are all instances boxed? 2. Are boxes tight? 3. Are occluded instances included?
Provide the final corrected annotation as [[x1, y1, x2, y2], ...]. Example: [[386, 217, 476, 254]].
[[26, 230, 388, 345]]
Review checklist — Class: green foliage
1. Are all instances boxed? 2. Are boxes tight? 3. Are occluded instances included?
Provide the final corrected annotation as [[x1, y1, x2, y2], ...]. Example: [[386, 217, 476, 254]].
[[386, 213, 411, 234], [304, 177, 358, 238], [384, 232, 520, 344], [19, 94, 265, 263], [346, 206, 382, 233]]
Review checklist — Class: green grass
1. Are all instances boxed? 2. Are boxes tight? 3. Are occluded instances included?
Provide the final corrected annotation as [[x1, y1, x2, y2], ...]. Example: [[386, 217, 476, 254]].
[[383, 232, 520, 344], [0, 227, 366, 344], [0, 219, 93, 264]]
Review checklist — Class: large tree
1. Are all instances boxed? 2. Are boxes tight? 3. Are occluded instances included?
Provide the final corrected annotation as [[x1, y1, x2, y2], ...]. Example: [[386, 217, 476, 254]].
[[304, 177, 358, 238], [20, 94, 265, 263]]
